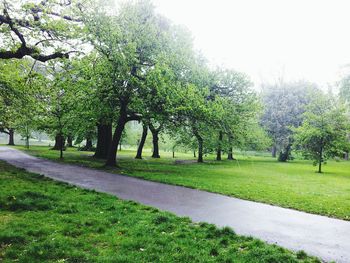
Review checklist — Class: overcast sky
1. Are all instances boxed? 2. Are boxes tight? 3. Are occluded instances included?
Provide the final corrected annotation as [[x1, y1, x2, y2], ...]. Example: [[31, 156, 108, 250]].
[[151, 0, 350, 89]]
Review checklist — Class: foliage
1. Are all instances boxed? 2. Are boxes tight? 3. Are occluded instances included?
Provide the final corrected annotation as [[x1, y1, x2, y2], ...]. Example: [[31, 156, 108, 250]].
[[293, 93, 350, 173], [261, 81, 319, 161]]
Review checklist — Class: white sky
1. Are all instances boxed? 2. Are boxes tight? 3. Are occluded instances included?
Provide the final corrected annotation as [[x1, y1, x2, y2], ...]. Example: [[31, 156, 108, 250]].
[[151, 0, 350, 89]]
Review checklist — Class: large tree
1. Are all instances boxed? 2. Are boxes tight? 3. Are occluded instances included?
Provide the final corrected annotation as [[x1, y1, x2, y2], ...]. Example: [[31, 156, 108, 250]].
[[294, 94, 349, 173], [0, 0, 82, 61], [261, 81, 318, 161]]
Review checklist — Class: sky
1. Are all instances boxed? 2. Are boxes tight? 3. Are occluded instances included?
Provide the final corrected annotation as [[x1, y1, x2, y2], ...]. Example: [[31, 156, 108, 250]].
[[151, 0, 350, 89]]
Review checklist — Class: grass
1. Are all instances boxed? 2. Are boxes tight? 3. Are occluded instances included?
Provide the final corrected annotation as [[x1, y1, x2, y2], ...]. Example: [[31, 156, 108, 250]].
[[0, 161, 320, 262], [13, 145, 350, 221]]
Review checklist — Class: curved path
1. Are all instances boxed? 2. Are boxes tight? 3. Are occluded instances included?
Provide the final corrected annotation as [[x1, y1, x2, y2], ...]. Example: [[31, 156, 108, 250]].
[[0, 147, 349, 262]]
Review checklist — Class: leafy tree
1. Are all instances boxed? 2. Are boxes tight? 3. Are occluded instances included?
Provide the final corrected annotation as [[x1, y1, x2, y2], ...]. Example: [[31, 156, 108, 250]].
[[293, 94, 349, 173], [0, 58, 43, 146], [211, 69, 258, 160], [261, 81, 318, 161], [83, 0, 189, 166], [0, 0, 82, 61]]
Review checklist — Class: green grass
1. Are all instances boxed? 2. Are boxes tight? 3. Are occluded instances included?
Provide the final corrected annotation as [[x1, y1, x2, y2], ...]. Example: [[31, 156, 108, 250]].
[[0, 161, 319, 262], [14, 145, 350, 220]]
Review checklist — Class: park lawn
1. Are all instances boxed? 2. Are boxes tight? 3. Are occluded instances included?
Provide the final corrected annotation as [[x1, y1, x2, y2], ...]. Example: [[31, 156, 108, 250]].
[[0, 161, 319, 263], [14, 145, 350, 221]]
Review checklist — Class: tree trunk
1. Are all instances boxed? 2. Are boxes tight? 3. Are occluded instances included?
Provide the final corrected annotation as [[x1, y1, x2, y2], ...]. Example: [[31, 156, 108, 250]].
[[67, 135, 73, 147], [105, 104, 127, 167], [94, 123, 112, 159], [227, 134, 235, 160], [216, 131, 223, 161], [318, 146, 323, 173], [272, 145, 277, 158], [197, 137, 203, 163], [81, 137, 93, 151], [278, 144, 291, 162], [135, 123, 148, 159], [172, 148, 175, 158], [193, 150, 196, 158], [227, 147, 235, 160], [52, 134, 65, 151], [193, 129, 203, 163], [8, 128, 15, 146], [149, 124, 161, 158]]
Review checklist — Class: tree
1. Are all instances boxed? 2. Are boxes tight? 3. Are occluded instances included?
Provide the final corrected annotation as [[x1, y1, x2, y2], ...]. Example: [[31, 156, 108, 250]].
[[83, 0, 186, 166], [211, 69, 258, 160], [0, 58, 43, 146], [261, 81, 318, 161], [293, 94, 349, 173], [0, 0, 82, 61]]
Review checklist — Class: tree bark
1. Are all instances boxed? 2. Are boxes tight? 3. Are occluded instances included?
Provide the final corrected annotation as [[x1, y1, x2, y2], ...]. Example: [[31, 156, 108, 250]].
[[318, 145, 323, 173], [272, 145, 277, 158], [105, 104, 127, 167], [227, 134, 235, 160], [8, 128, 15, 146], [135, 123, 148, 159], [216, 131, 223, 161], [193, 129, 203, 163], [80, 137, 93, 151], [227, 147, 235, 160], [67, 135, 73, 147], [94, 123, 112, 159], [149, 123, 161, 158], [278, 144, 291, 162], [193, 150, 196, 158], [52, 134, 65, 151]]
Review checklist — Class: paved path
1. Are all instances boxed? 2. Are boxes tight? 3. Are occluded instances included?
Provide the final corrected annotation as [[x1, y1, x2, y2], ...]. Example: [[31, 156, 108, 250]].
[[0, 147, 349, 262]]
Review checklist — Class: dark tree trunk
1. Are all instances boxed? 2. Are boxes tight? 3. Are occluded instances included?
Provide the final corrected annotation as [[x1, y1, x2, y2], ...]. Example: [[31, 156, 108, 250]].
[[197, 138, 203, 163], [227, 147, 235, 160], [318, 145, 323, 173], [278, 144, 291, 162], [216, 131, 223, 161], [172, 148, 175, 158], [94, 123, 112, 159], [227, 134, 235, 160], [149, 123, 161, 158], [8, 128, 15, 145], [67, 135, 73, 147], [105, 104, 127, 167], [135, 123, 148, 159], [193, 129, 203, 163], [52, 134, 65, 151], [272, 145, 277, 158], [119, 142, 122, 151], [81, 138, 93, 151], [151, 131, 160, 158], [193, 150, 196, 158]]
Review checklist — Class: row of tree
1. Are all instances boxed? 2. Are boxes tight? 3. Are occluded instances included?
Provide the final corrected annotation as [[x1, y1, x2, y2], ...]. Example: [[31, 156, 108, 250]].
[[0, 0, 266, 166], [1, 0, 350, 172]]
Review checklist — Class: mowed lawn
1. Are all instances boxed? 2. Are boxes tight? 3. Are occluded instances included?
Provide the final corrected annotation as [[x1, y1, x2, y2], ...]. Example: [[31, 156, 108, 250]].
[[0, 161, 319, 262], [15, 145, 350, 220]]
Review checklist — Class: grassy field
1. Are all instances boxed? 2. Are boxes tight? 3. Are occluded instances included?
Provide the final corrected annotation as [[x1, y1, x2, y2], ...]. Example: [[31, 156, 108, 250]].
[[0, 161, 320, 262], [13, 145, 350, 221]]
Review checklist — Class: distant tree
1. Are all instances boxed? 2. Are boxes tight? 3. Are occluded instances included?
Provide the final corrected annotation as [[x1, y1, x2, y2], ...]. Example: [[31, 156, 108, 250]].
[[261, 81, 319, 161], [293, 94, 349, 173]]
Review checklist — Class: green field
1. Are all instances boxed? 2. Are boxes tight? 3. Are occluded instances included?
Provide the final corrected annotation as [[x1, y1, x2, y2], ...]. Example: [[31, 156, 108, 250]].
[[0, 160, 320, 262], [14, 145, 350, 221]]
